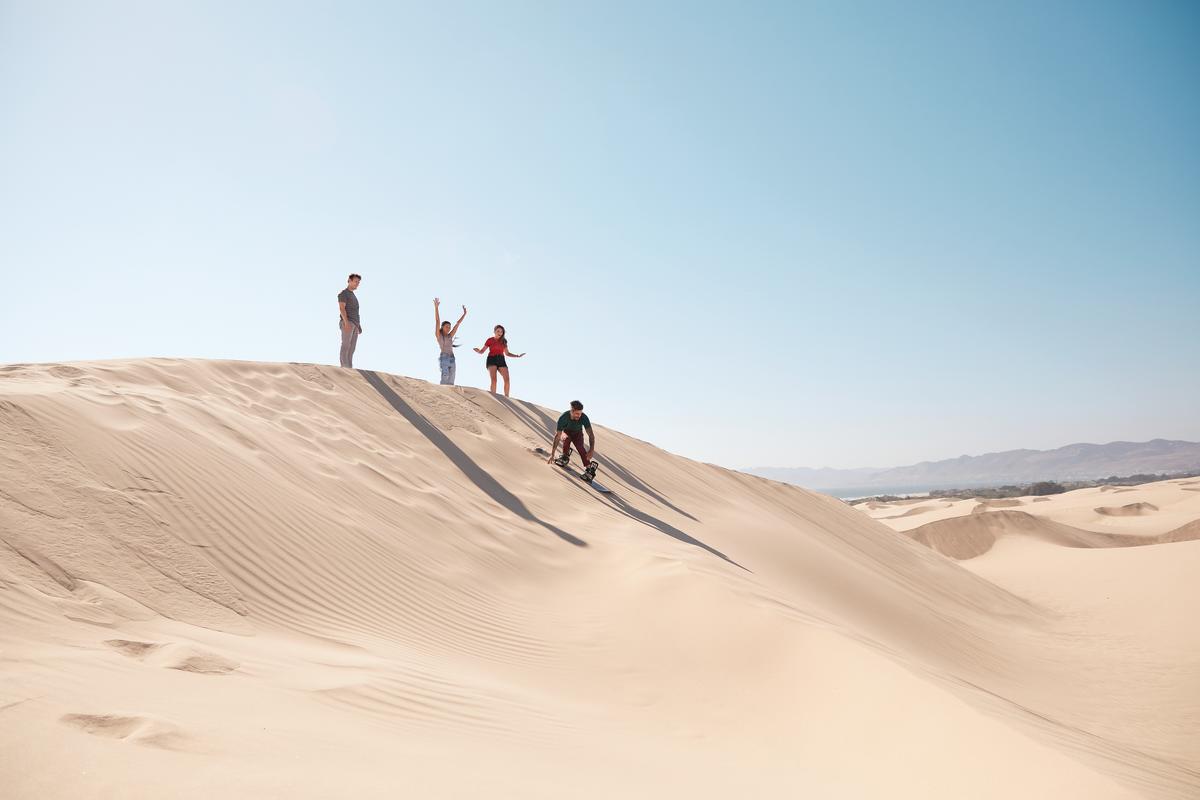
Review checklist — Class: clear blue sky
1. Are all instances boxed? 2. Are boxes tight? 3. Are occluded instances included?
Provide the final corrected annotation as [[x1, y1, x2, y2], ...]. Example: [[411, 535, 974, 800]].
[[2, 1, 1198, 469]]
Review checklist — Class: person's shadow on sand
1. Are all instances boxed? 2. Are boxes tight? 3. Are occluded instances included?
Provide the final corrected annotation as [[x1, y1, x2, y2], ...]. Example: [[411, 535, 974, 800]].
[[596, 490, 746, 571], [491, 395, 699, 523], [360, 371, 587, 547]]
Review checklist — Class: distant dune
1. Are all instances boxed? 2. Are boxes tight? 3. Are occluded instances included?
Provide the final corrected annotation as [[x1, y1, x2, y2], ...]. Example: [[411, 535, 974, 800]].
[[1096, 502, 1159, 517], [1, 359, 1198, 799], [904, 508, 1200, 560]]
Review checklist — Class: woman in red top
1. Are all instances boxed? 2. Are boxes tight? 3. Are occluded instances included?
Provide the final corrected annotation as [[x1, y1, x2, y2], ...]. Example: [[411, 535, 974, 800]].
[[474, 325, 525, 397]]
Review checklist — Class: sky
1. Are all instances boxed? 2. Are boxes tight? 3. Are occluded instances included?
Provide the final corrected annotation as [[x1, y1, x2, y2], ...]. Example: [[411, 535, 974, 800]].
[[1, 1, 1198, 470]]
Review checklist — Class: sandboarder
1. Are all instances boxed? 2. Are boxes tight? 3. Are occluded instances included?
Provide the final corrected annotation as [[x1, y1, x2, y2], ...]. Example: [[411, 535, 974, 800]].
[[337, 273, 362, 368], [547, 400, 598, 481], [474, 325, 525, 396], [433, 298, 467, 385]]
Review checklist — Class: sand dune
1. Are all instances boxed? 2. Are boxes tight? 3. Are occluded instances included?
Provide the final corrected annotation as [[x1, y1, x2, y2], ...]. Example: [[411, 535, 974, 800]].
[[1096, 502, 1160, 517], [859, 496, 981, 530], [904, 509, 1200, 560], [976, 498, 1024, 508], [878, 504, 941, 519], [2, 359, 1198, 798], [865, 479, 1200, 535]]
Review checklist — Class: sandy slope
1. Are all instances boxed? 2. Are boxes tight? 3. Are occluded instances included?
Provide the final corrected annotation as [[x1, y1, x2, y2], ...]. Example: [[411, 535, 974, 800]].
[[866, 480, 1200, 798], [1, 360, 1197, 799]]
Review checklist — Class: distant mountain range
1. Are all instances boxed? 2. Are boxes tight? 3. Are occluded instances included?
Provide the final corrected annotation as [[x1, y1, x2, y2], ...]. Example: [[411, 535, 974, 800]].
[[744, 439, 1200, 494]]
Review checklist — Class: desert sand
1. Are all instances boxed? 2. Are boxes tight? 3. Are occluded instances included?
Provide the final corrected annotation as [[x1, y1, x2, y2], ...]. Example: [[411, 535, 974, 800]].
[[1, 359, 1197, 799]]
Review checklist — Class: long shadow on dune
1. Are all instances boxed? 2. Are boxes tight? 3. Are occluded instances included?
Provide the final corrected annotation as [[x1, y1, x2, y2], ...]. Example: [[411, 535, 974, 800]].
[[490, 395, 557, 445], [533, 454, 746, 571], [594, 456, 699, 522], [492, 396, 699, 523], [360, 371, 586, 548], [597, 491, 747, 571]]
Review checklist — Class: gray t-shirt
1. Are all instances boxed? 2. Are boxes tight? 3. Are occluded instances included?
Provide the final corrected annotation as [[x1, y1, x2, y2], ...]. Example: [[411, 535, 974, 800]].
[[437, 332, 455, 356], [338, 289, 359, 326]]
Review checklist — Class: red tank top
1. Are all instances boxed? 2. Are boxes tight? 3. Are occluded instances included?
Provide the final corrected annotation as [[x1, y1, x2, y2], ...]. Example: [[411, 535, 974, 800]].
[[484, 337, 507, 356]]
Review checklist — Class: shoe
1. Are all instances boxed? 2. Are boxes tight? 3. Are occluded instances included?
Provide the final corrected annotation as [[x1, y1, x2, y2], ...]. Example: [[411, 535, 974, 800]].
[[554, 455, 570, 468]]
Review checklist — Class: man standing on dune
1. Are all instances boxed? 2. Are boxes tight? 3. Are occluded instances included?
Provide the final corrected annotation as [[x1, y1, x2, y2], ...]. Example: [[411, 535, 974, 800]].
[[338, 273, 362, 368]]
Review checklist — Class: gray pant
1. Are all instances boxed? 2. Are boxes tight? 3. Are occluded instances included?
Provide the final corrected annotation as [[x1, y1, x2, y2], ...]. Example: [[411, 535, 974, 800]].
[[339, 321, 359, 368]]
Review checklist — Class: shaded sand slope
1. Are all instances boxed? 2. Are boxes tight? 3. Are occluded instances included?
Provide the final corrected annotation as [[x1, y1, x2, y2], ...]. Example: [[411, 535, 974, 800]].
[[1, 360, 1196, 798]]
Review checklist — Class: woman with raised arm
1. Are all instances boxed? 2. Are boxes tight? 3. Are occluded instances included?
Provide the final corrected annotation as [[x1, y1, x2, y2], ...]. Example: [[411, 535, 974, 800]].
[[473, 324, 525, 397], [434, 298, 467, 385]]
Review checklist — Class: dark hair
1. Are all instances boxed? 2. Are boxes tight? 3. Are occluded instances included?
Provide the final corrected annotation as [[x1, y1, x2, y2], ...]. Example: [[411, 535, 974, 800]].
[[493, 324, 506, 345], [348, 273, 362, 281], [441, 320, 452, 331], [570, 400, 584, 411]]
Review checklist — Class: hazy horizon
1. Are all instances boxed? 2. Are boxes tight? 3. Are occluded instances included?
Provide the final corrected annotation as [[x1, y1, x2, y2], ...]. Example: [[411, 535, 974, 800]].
[[3, 2, 1198, 469], [744, 437, 1200, 472]]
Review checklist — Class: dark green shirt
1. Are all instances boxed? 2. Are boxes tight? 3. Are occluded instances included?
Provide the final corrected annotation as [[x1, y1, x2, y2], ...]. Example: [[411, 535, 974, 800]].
[[557, 411, 592, 434]]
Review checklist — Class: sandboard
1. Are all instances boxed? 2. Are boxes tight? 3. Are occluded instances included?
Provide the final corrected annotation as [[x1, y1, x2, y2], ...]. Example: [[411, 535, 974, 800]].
[[532, 448, 612, 493]]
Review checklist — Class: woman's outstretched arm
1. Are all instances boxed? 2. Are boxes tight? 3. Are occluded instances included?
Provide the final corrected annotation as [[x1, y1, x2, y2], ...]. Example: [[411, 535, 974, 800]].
[[450, 305, 467, 337]]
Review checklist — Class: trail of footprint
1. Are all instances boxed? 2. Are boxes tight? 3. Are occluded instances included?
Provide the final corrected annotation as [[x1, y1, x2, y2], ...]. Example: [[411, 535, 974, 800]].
[[104, 639, 239, 674]]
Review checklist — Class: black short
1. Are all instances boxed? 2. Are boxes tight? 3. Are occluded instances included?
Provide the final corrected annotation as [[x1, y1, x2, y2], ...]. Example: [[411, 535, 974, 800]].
[[486, 355, 507, 369]]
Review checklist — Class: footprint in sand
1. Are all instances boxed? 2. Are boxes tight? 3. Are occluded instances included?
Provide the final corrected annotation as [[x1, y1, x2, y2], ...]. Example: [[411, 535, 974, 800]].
[[104, 639, 162, 659], [104, 640, 239, 675], [291, 363, 336, 391], [169, 651, 239, 675], [59, 713, 191, 750]]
